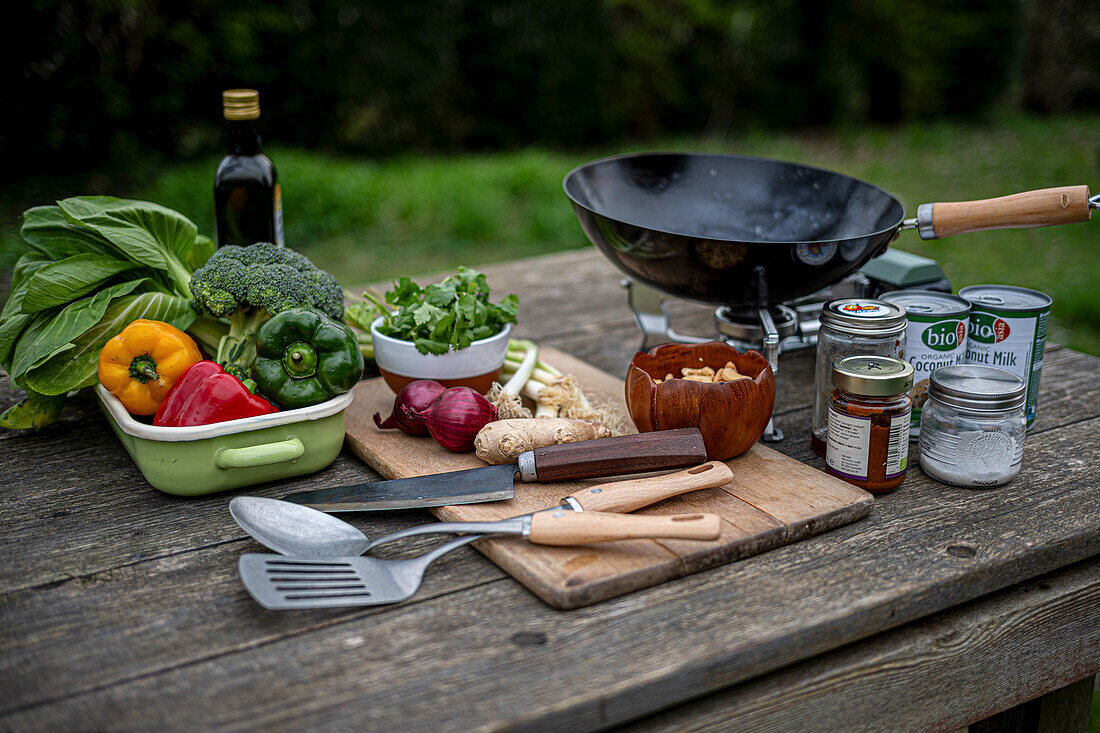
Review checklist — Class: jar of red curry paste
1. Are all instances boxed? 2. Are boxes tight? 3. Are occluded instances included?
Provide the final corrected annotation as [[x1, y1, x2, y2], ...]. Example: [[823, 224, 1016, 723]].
[[825, 355, 914, 493]]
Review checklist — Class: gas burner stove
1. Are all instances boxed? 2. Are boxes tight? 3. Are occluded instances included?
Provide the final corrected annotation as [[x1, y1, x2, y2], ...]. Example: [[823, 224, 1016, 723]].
[[622, 249, 951, 443], [714, 304, 803, 354]]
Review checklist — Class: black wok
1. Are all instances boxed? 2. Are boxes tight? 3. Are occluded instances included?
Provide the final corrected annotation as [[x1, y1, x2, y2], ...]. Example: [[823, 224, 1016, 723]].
[[563, 152, 1095, 306]]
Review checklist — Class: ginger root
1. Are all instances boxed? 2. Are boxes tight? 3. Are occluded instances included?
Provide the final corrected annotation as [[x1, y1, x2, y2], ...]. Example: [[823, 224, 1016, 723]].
[[474, 418, 612, 464]]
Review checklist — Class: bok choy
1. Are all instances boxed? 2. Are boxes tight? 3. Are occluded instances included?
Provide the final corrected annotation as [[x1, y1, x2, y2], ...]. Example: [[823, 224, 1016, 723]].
[[0, 196, 216, 429]]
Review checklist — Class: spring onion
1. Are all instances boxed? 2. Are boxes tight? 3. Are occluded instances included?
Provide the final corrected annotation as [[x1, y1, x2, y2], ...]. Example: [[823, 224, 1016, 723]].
[[487, 339, 538, 418], [499, 345, 625, 432]]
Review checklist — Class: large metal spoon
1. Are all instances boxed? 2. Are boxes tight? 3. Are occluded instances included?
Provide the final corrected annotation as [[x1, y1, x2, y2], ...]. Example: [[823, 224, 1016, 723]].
[[230, 461, 734, 557], [230, 496, 373, 557], [230, 496, 552, 557]]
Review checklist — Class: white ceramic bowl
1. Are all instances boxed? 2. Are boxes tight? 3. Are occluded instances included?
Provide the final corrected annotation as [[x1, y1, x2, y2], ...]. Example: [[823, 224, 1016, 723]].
[[370, 316, 512, 394]]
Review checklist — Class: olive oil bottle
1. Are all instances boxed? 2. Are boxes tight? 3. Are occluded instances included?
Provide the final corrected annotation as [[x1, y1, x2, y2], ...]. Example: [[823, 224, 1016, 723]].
[[214, 89, 284, 247]]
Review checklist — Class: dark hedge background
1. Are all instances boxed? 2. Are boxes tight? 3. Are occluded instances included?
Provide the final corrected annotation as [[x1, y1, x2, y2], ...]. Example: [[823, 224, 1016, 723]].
[[8, 0, 1099, 176]]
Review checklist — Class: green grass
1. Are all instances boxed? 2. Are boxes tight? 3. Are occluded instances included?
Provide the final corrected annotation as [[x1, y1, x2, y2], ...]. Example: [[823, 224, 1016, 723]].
[[4, 113, 1099, 353], [139, 148, 585, 284]]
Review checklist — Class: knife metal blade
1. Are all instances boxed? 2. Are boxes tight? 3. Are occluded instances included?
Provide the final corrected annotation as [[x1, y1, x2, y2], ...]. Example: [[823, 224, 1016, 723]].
[[284, 463, 519, 511], [283, 427, 708, 511]]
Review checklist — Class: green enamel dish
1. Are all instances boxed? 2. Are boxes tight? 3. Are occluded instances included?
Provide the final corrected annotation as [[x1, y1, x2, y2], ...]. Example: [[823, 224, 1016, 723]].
[[96, 385, 353, 496]]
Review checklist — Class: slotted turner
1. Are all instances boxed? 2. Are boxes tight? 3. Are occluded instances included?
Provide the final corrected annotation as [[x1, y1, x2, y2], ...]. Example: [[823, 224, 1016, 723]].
[[239, 510, 721, 609]]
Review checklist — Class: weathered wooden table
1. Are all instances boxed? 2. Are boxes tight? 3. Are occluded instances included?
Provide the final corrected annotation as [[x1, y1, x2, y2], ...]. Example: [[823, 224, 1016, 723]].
[[3, 249, 1098, 731]]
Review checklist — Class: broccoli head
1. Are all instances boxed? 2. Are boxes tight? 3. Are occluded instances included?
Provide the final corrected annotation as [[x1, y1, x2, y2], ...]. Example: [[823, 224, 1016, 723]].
[[188, 242, 345, 377], [190, 243, 344, 320]]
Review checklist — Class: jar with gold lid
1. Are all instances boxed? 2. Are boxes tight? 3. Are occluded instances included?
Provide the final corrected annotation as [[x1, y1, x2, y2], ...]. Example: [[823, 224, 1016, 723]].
[[825, 355, 913, 493]]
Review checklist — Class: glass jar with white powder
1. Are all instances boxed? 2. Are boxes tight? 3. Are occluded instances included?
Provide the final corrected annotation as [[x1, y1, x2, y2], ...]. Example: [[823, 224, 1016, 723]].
[[918, 365, 1027, 488]]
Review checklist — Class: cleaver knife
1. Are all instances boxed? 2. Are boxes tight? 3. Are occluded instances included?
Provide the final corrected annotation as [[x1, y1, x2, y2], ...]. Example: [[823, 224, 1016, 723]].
[[283, 427, 707, 511]]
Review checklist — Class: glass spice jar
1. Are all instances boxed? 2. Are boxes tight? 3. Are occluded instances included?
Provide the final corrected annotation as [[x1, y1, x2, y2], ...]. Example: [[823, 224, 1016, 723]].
[[812, 299, 907, 456], [825, 355, 914, 493], [918, 365, 1027, 488]]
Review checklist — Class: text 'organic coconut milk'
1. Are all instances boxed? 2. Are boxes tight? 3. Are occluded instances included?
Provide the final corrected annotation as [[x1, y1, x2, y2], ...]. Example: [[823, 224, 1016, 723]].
[[881, 290, 970, 439], [959, 285, 1052, 429]]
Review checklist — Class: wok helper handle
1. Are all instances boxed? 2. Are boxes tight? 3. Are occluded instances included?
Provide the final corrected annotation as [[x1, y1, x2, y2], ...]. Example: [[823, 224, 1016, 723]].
[[565, 461, 735, 513], [527, 511, 721, 545], [915, 185, 1091, 239]]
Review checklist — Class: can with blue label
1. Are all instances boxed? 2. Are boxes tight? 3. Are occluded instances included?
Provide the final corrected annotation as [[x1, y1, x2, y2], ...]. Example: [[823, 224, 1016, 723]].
[[959, 285, 1052, 429], [881, 290, 970, 439]]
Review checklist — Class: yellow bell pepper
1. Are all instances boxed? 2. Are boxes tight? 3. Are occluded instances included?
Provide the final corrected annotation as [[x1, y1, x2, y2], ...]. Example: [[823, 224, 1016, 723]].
[[98, 320, 203, 415]]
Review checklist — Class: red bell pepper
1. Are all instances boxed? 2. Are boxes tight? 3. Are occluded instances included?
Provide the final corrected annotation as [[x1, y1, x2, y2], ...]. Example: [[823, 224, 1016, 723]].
[[153, 361, 279, 427]]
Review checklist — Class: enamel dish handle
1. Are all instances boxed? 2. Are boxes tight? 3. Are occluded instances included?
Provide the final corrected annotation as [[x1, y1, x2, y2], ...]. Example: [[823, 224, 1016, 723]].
[[215, 438, 305, 469]]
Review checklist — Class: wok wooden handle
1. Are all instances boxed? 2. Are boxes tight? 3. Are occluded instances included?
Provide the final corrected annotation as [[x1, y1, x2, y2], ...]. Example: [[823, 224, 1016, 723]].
[[921, 185, 1091, 239], [527, 511, 721, 545], [531, 428, 707, 482], [565, 461, 734, 512]]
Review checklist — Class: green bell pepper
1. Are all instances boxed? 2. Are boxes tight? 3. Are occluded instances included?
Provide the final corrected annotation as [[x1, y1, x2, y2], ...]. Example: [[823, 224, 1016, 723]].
[[254, 307, 365, 410]]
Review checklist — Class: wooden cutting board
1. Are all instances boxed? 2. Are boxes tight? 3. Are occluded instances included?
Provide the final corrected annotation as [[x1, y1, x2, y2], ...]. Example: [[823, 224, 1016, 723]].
[[344, 347, 873, 609]]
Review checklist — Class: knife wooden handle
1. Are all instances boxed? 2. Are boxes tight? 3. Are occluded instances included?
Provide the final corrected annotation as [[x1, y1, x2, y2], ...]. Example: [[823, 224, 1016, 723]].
[[527, 511, 721, 545], [532, 428, 707, 482], [565, 461, 734, 512]]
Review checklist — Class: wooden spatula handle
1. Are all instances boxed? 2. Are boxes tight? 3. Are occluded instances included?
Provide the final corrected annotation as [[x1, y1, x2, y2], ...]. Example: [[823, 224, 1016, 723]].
[[566, 461, 734, 512], [921, 185, 1091, 239], [527, 511, 721, 545], [531, 428, 706, 482]]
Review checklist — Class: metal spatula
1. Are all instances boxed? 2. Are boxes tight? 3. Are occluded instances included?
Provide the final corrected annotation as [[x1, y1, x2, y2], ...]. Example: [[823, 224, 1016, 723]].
[[239, 510, 721, 609]]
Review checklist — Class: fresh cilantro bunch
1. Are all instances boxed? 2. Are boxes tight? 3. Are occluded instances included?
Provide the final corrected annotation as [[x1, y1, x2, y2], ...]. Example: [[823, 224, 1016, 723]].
[[366, 267, 518, 355]]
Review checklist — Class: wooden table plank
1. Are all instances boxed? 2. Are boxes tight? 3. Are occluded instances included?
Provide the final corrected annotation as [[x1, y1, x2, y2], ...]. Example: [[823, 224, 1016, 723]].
[[0, 532, 500, 715], [614, 556, 1100, 733], [0, 434, 439, 595], [4, 414, 1098, 729], [2, 248, 1098, 731]]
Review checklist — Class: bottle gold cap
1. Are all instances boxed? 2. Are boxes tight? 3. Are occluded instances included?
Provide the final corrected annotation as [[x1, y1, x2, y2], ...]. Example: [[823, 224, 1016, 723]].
[[223, 89, 260, 120]]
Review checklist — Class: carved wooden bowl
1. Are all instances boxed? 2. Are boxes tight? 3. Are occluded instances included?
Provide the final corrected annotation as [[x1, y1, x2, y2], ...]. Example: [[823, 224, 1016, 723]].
[[625, 341, 776, 460]]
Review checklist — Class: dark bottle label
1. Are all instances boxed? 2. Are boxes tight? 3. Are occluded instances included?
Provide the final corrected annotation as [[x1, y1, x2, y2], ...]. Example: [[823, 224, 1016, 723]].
[[273, 183, 284, 245], [214, 169, 280, 246], [215, 183, 275, 246], [214, 117, 280, 247]]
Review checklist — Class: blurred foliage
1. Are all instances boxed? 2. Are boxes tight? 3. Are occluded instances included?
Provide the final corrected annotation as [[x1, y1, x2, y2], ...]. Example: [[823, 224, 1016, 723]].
[[4, 2, 1099, 356], [2, 113, 1074, 355], [137, 148, 581, 279], [8, 0, 1098, 176], [606, 0, 1018, 132], [1023, 0, 1100, 111], [2, 114, 1099, 354], [7, 0, 611, 170]]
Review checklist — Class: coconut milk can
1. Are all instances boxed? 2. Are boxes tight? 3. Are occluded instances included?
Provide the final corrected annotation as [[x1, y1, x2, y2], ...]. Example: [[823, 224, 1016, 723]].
[[959, 285, 1051, 429]]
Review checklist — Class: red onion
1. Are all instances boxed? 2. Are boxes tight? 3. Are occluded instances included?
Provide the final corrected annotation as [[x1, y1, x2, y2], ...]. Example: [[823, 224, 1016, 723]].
[[373, 380, 445, 436], [408, 386, 497, 452]]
